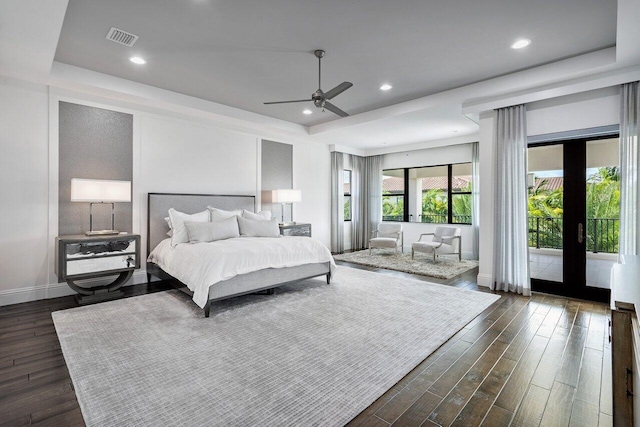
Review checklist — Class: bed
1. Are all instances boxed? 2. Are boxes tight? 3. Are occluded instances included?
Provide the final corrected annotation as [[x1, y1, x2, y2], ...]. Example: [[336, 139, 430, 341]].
[[146, 193, 335, 317]]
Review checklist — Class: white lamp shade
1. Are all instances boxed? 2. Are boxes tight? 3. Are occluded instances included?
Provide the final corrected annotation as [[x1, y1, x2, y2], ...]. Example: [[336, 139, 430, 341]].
[[271, 189, 301, 204], [71, 178, 131, 202]]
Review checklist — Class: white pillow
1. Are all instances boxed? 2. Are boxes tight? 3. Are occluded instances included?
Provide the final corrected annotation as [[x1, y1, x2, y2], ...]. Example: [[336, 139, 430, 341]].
[[237, 217, 280, 238], [168, 208, 210, 246], [184, 216, 240, 243], [242, 209, 272, 221], [164, 217, 173, 237], [207, 206, 242, 222]]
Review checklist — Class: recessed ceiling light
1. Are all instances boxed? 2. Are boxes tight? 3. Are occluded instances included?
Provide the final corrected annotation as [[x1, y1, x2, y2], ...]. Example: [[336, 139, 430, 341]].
[[129, 56, 146, 65], [510, 39, 531, 50], [302, 109, 313, 115], [380, 83, 392, 91]]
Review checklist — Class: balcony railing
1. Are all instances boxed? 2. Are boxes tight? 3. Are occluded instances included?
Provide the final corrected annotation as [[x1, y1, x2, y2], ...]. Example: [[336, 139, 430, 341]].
[[528, 217, 619, 253], [382, 214, 472, 224]]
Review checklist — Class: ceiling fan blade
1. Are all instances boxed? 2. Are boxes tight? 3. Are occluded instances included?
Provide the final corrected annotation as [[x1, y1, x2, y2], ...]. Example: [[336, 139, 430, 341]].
[[323, 82, 353, 100], [323, 101, 349, 117], [263, 99, 312, 105]]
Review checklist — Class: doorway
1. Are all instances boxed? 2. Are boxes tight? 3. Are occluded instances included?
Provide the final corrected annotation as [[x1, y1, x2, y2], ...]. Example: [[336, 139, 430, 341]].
[[527, 136, 619, 302]]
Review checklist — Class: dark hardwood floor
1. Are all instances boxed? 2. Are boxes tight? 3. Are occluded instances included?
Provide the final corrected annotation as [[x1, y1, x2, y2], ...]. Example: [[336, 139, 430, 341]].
[[0, 265, 612, 426]]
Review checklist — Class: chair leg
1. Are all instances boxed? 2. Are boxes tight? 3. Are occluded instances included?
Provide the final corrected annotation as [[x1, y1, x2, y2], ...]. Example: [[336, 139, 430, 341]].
[[369, 244, 371, 255], [433, 251, 436, 263], [411, 248, 414, 260]]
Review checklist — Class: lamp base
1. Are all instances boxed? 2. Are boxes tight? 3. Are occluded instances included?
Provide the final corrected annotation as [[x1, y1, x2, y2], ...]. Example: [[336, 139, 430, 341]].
[[85, 229, 120, 236]]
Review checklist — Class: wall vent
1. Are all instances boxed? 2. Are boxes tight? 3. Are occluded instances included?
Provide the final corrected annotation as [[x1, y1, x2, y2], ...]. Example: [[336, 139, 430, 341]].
[[106, 27, 139, 47]]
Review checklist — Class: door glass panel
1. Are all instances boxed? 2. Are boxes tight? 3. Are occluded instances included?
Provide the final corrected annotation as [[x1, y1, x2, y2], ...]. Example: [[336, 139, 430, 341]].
[[585, 138, 619, 288], [527, 144, 563, 283]]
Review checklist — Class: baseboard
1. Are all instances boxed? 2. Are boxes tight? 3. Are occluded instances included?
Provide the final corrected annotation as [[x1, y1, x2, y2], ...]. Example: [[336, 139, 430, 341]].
[[0, 270, 149, 307], [476, 273, 493, 288]]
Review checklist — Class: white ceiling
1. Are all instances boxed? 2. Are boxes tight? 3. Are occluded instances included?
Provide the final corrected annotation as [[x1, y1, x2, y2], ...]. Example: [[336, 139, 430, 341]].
[[54, 0, 616, 128], [2, 0, 639, 151]]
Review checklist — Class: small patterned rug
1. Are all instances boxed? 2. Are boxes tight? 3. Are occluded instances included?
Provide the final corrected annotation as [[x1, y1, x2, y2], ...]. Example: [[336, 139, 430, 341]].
[[333, 250, 479, 279]]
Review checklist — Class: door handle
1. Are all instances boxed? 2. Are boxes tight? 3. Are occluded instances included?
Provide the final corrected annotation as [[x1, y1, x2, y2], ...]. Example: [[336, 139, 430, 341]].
[[578, 223, 584, 244]]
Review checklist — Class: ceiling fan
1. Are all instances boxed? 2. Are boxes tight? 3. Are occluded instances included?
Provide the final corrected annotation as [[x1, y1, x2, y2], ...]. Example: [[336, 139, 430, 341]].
[[264, 50, 353, 117]]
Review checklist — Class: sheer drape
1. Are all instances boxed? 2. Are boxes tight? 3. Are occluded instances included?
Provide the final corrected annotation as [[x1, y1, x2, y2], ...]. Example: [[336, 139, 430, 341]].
[[350, 155, 366, 250], [493, 105, 531, 296], [471, 142, 480, 260], [330, 151, 344, 253], [620, 81, 640, 257], [364, 155, 383, 244], [350, 154, 383, 250]]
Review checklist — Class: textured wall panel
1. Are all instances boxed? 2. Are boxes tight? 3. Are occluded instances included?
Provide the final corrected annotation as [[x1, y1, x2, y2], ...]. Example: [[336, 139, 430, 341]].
[[59, 102, 133, 235], [261, 140, 292, 222]]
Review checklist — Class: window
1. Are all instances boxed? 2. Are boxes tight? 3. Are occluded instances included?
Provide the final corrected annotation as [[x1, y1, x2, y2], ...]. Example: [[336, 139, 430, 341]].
[[382, 169, 405, 221], [451, 163, 472, 224], [382, 162, 472, 224], [343, 170, 351, 221]]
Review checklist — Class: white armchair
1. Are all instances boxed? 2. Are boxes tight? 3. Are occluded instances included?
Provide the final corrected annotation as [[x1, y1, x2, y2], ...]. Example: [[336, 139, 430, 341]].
[[369, 223, 403, 255], [411, 226, 461, 262]]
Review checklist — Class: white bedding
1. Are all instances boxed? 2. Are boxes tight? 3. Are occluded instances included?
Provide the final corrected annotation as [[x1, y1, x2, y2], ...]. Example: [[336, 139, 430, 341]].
[[148, 236, 336, 308]]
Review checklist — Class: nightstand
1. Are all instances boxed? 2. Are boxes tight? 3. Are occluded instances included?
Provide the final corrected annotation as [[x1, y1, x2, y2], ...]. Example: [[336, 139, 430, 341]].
[[55, 233, 140, 304], [279, 223, 312, 237]]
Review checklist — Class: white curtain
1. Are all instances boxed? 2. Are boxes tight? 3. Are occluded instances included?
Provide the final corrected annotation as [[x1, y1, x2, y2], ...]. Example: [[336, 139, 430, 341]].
[[471, 141, 480, 260], [330, 151, 344, 253], [493, 105, 531, 296], [620, 81, 640, 257], [350, 154, 383, 250], [364, 155, 383, 244], [350, 155, 366, 250]]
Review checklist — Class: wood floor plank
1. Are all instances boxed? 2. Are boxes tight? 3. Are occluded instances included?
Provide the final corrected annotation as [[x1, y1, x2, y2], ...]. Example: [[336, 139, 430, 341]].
[[555, 325, 588, 387], [23, 392, 78, 424], [585, 312, 607, 351], [427, 333, 515, 426], [374, 384, 428, 424], [347, 388, 399, 427], [569, 399, 599, 427], [599, 339, 613, 416], [31, 407, 84, 427], [574, 302, 592, 328], [390, 390, 441, 426], [480, 405, 513, 426], [530, 325, 571, 390], [598, 412, 613, 427], [494, 335, 549, 412], [574, 347, 603, 405], [501, 313, 547, 361], [511, 384, 550, 427], [539, 381, 575, 427]]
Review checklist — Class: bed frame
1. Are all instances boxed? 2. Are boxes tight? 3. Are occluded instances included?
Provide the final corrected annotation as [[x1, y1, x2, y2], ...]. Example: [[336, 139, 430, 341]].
[[146, 192, 331, 317]]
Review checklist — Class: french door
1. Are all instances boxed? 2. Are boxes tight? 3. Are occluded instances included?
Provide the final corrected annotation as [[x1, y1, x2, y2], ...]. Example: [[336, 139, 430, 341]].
[[527, 136, 618, 302]]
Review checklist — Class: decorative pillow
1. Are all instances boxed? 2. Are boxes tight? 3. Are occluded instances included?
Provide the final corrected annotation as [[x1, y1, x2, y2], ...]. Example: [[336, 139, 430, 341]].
[[237, 217, 280, 238], [168, 208, 210, 246], [184, 216, 240, 243], [164, 217, 173, 237], [207, 206, 242, 222], [242, 209, 272, 221]]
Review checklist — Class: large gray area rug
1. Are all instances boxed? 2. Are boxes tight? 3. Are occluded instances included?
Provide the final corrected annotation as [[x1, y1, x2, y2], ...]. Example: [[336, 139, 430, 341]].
[[334, 250, 479, 279], [53, 266, 499, 427]]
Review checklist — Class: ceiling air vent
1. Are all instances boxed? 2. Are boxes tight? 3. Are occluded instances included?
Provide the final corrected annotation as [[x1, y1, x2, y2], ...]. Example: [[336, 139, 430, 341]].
[[106, 27, 139, 47]]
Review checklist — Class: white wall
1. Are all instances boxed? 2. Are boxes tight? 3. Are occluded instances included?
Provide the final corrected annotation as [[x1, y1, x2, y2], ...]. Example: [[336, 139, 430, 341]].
[[0, 78, 332, 306], [0, 80, 50, 299], [477, 88, 620, 288]]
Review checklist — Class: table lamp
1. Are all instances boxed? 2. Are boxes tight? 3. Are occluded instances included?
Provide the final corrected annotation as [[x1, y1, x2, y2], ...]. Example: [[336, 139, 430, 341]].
[[71, 178, 131, 235], [271, 189, 301, 224]]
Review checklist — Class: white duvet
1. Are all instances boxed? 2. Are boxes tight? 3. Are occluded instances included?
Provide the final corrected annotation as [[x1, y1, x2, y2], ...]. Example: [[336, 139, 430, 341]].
[[148, 236, 336, 308]]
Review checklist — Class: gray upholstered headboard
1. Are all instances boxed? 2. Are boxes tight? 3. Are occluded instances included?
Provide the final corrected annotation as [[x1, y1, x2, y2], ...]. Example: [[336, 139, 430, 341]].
[[147, 193, 255, 253]]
